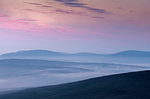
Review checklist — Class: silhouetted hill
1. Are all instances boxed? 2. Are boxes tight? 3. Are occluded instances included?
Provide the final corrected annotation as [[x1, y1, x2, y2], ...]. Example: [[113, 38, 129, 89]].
[[0, 50, 104, 58], [0, 50, 67, 58], [111, 50, 150, 57], [1, 50, 150, 58], [0, 70, 150, 99], [73, 52, 102, 56], [1, 50, 150, 64]]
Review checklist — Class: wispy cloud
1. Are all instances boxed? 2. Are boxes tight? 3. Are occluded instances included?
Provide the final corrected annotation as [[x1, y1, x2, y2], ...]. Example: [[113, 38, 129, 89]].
[[82, 6, 109, 14], [91, 16, 104, 19], [25, 2, 43, 6], [42, 5, 52, 8], [54, 0, 109, 14], [0, 17, 43, 31], [55, 9, 86, 15], [54, 9, 105, 20], [55, 0, 79, 3], [25, 2, 53, 9], [64, 2, 86, 7], [16, 19, 37, 22], [0, 14, 9, 17], [23, 1, 107, 20]]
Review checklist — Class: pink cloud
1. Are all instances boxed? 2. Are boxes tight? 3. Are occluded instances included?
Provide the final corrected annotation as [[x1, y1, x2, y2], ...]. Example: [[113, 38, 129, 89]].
[[0, 16, 47, 31]]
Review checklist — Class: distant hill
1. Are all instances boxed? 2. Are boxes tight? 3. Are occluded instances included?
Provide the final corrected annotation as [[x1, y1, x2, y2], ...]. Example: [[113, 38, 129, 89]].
[[111, 50, 150, 57], [0, 50, 150, 58], [0, 50, 67, 58], [0, 50, 101, 58], [0, 70, 150, 99], [72, 52, 102, 56]]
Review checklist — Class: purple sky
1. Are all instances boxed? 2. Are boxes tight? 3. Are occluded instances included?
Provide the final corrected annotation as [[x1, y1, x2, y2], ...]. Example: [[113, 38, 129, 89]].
[[0, 0, 150, 54]]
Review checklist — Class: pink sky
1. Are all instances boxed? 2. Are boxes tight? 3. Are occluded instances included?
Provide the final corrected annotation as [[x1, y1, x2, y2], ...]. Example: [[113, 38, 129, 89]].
[[0, 0, 150, 54]]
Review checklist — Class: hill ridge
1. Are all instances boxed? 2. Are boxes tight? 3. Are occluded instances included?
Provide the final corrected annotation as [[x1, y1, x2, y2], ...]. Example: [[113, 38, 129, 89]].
[[0, 70, 150, 99]]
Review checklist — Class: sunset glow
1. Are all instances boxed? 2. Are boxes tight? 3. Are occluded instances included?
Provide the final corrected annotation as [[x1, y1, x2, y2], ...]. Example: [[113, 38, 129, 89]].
[[0, 0, 150, 53]]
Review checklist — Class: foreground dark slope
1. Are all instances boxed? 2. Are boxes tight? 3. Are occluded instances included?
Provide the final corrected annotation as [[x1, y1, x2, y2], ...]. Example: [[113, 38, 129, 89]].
[[0, 70, 150, 99]]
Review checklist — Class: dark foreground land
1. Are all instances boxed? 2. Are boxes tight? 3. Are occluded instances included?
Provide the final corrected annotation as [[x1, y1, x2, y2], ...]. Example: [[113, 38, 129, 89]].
[[0, 70, 150, 99]]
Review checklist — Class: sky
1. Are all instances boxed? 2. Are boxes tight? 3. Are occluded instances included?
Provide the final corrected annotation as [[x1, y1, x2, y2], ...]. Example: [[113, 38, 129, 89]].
[[0, 0, 150, 54]]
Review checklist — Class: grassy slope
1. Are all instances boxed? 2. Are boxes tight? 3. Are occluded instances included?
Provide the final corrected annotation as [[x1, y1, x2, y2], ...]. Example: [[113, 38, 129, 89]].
[[0, 70, 150, 99]]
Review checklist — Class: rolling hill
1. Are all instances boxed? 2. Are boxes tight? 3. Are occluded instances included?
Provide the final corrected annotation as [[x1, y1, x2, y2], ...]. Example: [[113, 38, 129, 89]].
[[111, 50, 150, 57], [0, 59, 148, 90], [1, 50, 150, 58], [1, 50, 150, 64], [0, 50, 103, 58], [0, 70, 150, 99], [0, 50, 67, 58]]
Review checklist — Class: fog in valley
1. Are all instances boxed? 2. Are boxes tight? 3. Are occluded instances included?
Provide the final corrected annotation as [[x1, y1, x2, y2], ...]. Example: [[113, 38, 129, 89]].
[[0, 58, 149, 91]]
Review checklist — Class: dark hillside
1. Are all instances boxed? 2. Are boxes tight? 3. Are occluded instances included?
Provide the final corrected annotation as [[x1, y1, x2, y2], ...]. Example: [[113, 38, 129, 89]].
[[0, 70, 150, 99]]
